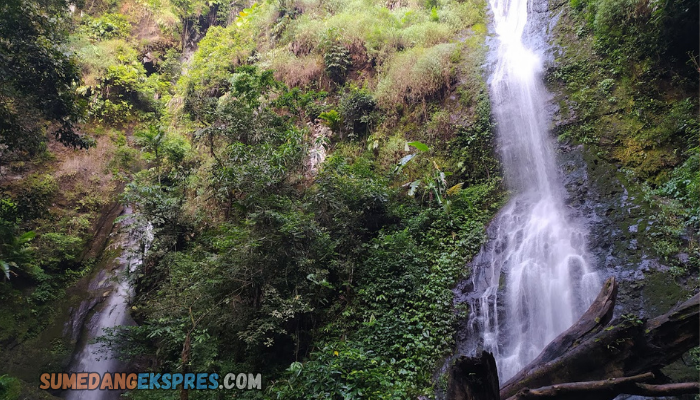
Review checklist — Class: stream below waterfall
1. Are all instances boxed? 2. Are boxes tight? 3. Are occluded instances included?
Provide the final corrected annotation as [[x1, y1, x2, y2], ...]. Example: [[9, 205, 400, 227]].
[[62, 206, 151, 400], [455, 0, 601, 383]]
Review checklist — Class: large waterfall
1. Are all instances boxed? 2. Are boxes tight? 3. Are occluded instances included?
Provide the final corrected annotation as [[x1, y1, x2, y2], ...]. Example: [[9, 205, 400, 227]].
[[462, 0, 601, 382]]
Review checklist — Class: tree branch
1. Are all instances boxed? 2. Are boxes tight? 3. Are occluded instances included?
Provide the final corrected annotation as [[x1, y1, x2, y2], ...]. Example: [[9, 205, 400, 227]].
[[629, 382, 700, 396], [499, 289, 699, 399], [505, 372, 654, 400], [505, 375, 700, 400]]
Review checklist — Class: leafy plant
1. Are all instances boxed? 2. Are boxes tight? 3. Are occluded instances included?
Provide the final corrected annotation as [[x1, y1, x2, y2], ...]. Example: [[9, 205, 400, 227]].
[[80, 13, 131, 40], [398, 141, 462, 210], [0, 375, 21, 400], [320, 28, 351, 84], [0, 0, 91, 153], [339, 87, 376, 138], [318, 110, 341, 132]]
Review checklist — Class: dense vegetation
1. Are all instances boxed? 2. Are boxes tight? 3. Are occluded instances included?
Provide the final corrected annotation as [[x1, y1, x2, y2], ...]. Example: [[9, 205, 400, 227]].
[[549, 0, 699, 272], [0, 0, 696, 398], [112, 0, 504, 397]]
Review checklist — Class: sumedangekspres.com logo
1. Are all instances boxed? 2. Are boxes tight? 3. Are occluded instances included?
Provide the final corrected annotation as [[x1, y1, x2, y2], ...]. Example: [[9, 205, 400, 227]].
[[40, 372, 261, 391]]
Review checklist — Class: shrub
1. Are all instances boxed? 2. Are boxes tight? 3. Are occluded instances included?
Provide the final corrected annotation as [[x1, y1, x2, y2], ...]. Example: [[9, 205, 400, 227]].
[[339, 87, 376, 138], [320, 28, 352, 84], [401, 21, 452, 47], [375, 44, 459, 107], [266, 50, 324, 88], [36, 233, 84, 269], [80, 13, 132, 40], [323, 43, 351, 83], [0, 375, 20, 400], [318, 110, 341, 132], [15, 174, 57, 220]]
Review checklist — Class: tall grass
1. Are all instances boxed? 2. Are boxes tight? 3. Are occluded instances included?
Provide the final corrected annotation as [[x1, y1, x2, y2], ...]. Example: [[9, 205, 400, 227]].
[[375, 43, 460, 107], [262, 49, 325, 88]]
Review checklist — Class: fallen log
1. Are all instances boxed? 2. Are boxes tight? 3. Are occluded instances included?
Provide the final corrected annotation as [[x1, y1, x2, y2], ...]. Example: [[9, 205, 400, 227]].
[[447, 352, 500, 400], [505, 372, 655, 400], [505, 375, 700, 400], [523, 277, 618, 366], [446, 277, 700, 400], [500, 287, 699, 399], [629, 382, 700, 396]]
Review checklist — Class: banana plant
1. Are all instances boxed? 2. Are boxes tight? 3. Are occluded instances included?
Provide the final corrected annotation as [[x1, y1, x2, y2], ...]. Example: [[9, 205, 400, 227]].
[[397, 141, 463, 211]]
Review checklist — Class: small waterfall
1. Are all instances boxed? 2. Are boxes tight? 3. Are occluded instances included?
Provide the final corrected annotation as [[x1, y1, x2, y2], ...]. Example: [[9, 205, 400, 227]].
[[461, 0, 601, 382], [63, 207, 152, 400]]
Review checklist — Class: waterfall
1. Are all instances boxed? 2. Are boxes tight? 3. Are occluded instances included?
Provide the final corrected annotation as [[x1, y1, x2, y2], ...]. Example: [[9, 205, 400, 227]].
[[463, 0, 601, 382], [63, 207, 152, 400]]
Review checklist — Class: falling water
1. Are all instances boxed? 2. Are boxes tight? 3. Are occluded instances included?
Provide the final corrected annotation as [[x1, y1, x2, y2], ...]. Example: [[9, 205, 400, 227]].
[[463, 0, 601, 382], [64, 207, 151, 400]]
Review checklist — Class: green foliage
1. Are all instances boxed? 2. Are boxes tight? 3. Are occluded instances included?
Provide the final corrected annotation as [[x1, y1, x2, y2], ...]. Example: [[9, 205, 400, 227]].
[[407, 141, 429, 152], [318, 110, 341, 132], [430, 6, 439, 22], [64, 0, 501, 398], [179, 5, 261, 114], [158, 48, 183, 82], [192, 66, 291, 174], [551, 0, 698, 278], [80, 13, 131, 40], [73, 37, 172, 123], [451, 93, 499, 184], [397, 141, 465, 210], [375, 44, 460, 107], [552, 0, 699, 182], [579, 0, 698, 71], [320, 28, 352, 84], [620, 313, 643, 326], [15, 174, 57, 220], [135, 126, 166, 177], [275, 88, 329, 123], [0, 0, 90, 154], [689, 347, 700, 372], [273, 180, 502, 398], [0, 375, 21, 400], [657, 148, 699, 218], [339, 87, 377, 138], [35, 232, 84, 269], [162, 132, 191, 165], [0, 199, 38, 281]]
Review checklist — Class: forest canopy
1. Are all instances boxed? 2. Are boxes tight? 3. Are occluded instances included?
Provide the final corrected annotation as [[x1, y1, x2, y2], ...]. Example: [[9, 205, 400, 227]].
[[0, 0, 89, 155]]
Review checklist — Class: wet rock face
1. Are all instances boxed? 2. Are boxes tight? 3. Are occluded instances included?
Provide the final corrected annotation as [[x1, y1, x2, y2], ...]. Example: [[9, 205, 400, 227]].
[[554, 122, 699, 386], [556, 126, 688, 318]]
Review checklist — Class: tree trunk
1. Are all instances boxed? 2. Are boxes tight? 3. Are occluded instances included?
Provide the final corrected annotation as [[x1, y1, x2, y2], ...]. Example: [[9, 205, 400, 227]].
[[445, 277, 700, 400], [506, 372, 654, 400], [505, 373, 699, 400], [500, 290, 699, 399], [447, 352, 500, 400]]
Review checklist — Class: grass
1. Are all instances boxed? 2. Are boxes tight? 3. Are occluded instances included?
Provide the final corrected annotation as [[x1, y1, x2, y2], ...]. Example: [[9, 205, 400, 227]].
[[262, 49, 325, 88], [375, 43, 460, 107]]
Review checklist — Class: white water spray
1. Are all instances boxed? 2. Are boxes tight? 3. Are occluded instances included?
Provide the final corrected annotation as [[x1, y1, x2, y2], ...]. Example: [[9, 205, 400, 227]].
[[466, 0, 601, 382], [64, 208, 152, 400]]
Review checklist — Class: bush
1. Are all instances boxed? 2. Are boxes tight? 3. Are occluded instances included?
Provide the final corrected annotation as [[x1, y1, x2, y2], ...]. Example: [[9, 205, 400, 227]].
[[339, 87, 376, 138], [0, 375, 21, 400], [15, 174, 57, 220], [323, 43, 351, 83], [375, 44, 459, 107], [80, 13, 132, 40], [266, 50, 324, 88], [318, 110, 341, 132], [318, 28, 352, 84], [36, 232, 83, 269]]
